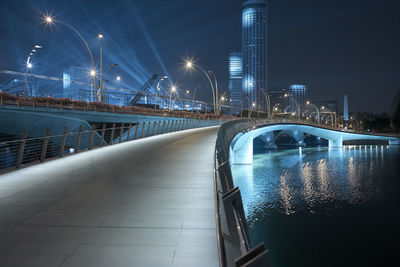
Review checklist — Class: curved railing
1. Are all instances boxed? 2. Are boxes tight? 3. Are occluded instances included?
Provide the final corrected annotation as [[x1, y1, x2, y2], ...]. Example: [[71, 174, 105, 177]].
[[214, 119, 271, 267]]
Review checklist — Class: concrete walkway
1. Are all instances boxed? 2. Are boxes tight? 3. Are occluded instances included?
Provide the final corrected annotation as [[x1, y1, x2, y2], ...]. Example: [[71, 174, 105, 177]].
[[0, 127, 219, 267]]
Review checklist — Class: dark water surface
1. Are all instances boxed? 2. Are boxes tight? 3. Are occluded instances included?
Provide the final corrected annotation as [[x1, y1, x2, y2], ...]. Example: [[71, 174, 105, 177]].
[[231, 145, 400, 267]]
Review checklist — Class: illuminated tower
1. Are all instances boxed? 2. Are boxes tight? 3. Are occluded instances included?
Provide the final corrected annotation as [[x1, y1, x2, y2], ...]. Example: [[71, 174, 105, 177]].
[[228, 52, 242, 115], [242, 0, 267, 110]]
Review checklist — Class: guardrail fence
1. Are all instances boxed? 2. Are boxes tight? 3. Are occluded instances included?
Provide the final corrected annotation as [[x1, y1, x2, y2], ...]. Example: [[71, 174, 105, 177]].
[[0, 118, 226, 172]]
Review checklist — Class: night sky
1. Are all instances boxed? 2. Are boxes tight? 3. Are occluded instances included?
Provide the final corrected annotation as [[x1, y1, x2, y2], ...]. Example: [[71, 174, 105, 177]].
[[0, 0, 399, 113]]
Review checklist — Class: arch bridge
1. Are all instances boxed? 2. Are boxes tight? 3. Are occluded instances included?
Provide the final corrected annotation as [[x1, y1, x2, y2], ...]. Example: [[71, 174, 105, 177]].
[[230, 122, 400, 164]]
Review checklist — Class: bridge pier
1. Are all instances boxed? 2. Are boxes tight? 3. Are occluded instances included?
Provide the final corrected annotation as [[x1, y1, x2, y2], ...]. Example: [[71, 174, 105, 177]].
[[389, 139, 400, 145], [329, 137, 343, 148], [231, 131, 254, 165]]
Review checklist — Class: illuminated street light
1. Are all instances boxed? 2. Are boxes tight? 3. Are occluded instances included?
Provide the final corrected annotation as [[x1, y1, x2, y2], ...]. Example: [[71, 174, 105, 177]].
[[169, 85, 177, 110], [184, 58, 218, 114], [306, 100, 320, 124], [98, 33, 104, 102], [186, 90, 190, 94], [24, 44, 43, 97], [116, 76, 121, 81], [45, 16, 53, 23], [185, 60, 193, 69], [44, 15, 98, 101]]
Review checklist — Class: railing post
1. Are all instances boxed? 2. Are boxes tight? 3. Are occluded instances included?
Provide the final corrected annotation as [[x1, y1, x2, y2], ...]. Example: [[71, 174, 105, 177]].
[[119, 123, 125, 143], [75, 125, 83, 153], [88, 124, 95, 150], [100, 124, 106, 147], [170, 120, 175, 132], [134, 123, 139, 139], [127, 123, 132, 141], [151, 121, 157, 136], [161, 120, 166, 134], [40, 128, 50, 162], [174, 120, 178, 132], [146, 121, 152, 137], [166, 120, 170, 133], [59, 127, 67, 157], [140, 121, 146, 138], [174, 120, 179, 131], [16, 130, 27, 168], [110, 123, 116, 144], [156, 121, 161, 135]]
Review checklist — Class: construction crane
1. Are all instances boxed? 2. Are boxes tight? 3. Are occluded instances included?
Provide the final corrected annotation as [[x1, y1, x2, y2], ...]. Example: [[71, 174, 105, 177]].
[[130, 74, 159, 106]]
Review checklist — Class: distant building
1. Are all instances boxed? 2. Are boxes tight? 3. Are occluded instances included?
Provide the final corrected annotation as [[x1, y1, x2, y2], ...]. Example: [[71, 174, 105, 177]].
[[228, 52, 242, 115], [63, 66, 93, 102], [242, 0, 268, 110], [343, 95, 349, 121], [0, 78, 37, 97], [288, 84, 307, 114], [268, 88, 287, 113]]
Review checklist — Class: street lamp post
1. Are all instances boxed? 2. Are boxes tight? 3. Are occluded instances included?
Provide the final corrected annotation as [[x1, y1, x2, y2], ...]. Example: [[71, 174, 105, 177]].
[[306, 100, 320, 124], [169, 86, 176, 110], [191, 85, 201, 111], [184, 60, 218, 114], [44, 16, 97, 101], [284, 93, 300, 119], [98, 34, 104, 102], [102, 63, 118, 102], [261, 88, 271, 119], [24, 45, 42, 97], [248, 102, 256, 118]]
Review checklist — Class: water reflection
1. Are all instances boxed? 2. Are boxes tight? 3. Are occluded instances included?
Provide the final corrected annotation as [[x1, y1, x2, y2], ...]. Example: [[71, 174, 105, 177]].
[[233, 145, 397, 223], [232, 145, 400, 266]]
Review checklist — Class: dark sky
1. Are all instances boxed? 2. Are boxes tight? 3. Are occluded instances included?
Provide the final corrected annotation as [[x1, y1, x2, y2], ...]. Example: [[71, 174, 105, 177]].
[[0, 0, 399, 113]]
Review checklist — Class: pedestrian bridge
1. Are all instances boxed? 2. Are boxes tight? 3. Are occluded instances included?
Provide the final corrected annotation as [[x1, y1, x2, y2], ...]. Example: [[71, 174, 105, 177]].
[[230, 122, 400, 164]]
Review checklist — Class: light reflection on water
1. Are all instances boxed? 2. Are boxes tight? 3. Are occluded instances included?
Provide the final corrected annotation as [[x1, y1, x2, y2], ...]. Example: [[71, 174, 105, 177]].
[[231, 145, 400, 267]]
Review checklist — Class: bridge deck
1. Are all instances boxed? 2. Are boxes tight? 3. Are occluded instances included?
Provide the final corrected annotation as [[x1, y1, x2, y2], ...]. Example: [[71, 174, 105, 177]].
[[0, 127, 219, 267]]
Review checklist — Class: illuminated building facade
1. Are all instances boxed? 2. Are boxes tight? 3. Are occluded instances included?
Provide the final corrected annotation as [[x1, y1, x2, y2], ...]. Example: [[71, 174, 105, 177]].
[[228, 52, 242, 115], [242, 0, 267, 110], [288, 84, 307, 114]]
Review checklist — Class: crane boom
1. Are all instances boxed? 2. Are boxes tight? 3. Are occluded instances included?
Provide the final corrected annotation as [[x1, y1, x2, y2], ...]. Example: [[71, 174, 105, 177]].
[[130, 74, 159, 106]]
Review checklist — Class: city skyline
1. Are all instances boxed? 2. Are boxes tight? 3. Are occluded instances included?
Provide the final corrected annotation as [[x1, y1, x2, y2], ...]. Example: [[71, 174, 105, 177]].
[[0, 0, 399, 113]]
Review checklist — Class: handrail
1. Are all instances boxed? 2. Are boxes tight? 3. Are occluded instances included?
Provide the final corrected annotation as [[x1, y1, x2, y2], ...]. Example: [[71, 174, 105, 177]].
[[0, 118, 227, 173], [214, 119, 271, 267]]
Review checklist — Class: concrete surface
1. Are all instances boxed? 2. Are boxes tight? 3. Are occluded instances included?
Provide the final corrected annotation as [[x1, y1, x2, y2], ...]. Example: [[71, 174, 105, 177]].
[[0, 126, 219, 267]]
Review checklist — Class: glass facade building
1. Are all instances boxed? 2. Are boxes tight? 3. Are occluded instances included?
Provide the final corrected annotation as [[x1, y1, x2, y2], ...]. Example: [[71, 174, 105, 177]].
[[228, 52, 242, 115], [288, 84, 307, 114], [242, 0, 267, 110]]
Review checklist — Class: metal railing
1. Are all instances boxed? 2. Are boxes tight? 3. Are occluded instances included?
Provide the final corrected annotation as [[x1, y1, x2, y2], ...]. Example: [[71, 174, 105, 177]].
[[214, 119, 271, 267], [0, 118, 225, 172]]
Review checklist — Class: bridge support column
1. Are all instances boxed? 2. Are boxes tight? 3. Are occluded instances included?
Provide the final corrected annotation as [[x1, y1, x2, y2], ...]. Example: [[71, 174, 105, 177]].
[[231, 132, 253, 165], [329, 137, 343, 148], [389, 139, 400, 145]]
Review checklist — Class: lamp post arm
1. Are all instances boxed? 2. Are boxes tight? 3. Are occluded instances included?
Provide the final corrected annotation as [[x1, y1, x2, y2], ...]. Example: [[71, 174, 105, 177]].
[[198, 66, 216, 114], [56, 20, 97, 99]]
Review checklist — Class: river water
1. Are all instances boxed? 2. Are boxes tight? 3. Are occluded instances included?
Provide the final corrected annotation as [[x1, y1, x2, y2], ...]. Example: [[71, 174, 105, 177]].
[[231, 145, 400, 267]]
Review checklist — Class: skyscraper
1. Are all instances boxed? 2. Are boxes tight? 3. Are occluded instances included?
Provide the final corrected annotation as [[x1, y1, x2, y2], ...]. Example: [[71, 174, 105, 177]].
[[242, 0, 267, 110], [228, 52, 242, 115], [288, 84, 307, 114]]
